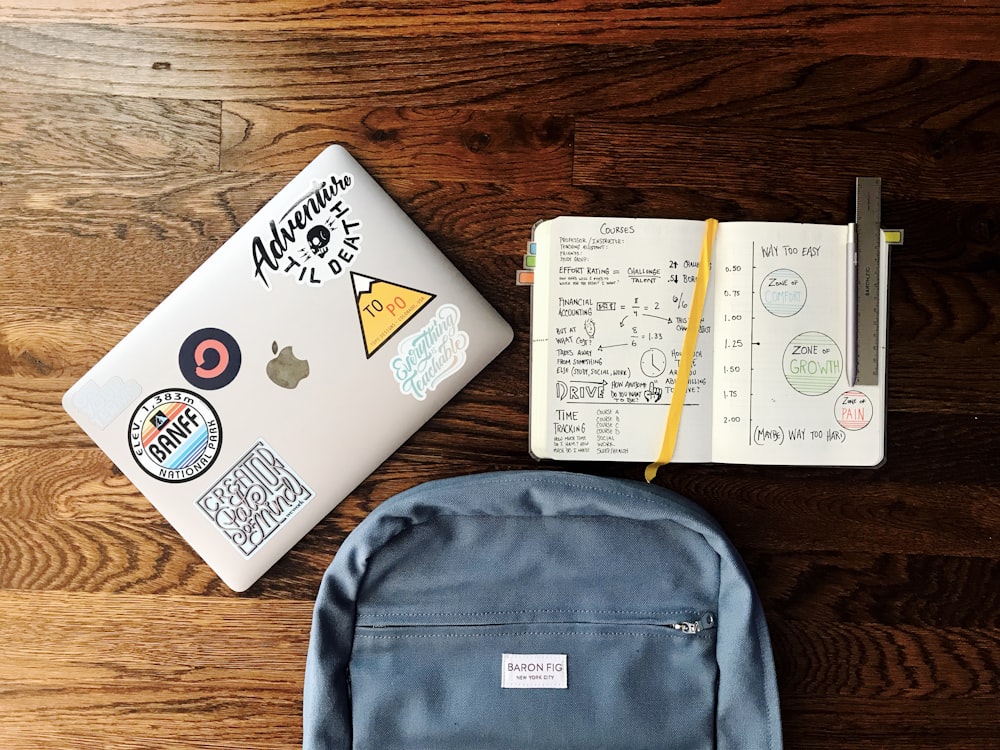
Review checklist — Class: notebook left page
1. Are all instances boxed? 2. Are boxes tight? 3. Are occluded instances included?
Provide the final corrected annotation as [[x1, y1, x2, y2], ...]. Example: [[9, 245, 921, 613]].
[[528, 216, 715, 462]]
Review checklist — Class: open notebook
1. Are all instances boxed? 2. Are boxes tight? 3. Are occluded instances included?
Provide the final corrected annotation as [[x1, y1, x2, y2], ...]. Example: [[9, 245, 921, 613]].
[[528, 216, 889, 469]]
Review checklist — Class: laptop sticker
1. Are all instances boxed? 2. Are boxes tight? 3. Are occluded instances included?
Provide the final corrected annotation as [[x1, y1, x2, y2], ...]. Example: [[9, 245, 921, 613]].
[[195, 439, 315, 558], [128, 389, 222, 483], [70, 376, 142, 430], [352, 272, 436, 358], [178, 328, 242, 390], [391, 304, 470, 401], [251, 172, 362, 289]]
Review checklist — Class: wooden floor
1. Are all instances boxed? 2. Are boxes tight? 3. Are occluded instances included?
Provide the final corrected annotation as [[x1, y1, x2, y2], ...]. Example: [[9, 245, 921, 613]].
[[2, 2, 999, 748]]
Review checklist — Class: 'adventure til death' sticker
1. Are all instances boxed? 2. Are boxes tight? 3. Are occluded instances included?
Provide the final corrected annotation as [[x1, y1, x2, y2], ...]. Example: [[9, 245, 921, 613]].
[[251, 173, 362, 289]]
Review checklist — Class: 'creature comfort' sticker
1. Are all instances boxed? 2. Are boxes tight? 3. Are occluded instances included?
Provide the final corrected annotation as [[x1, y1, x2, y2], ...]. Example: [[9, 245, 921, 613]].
[[128, 389, 222, 483], [195, 439, 314, 557]]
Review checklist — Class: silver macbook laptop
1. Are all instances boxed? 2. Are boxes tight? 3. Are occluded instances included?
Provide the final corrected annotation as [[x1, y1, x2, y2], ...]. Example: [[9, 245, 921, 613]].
[[63, 145, 513, 591]]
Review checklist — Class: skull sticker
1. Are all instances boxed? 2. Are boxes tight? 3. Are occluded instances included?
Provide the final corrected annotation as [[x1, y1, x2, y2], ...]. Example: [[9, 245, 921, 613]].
[[307, 224, 332, 258]]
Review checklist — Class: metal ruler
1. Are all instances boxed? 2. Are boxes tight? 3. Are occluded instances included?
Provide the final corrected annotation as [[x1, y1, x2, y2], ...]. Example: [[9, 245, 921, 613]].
[[854, 177, 882, 386]]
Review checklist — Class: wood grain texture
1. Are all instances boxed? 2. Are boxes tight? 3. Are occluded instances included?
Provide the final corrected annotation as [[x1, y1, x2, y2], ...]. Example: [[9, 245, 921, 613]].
[[0, 93, 220, 171], [1, 1, 999, 60], [0, 591, 310, 749], [2, 2, 999, 749], [779, 697, 1000, 750], [214, 56, 1000, 137], [574, 121, 1000, 201]]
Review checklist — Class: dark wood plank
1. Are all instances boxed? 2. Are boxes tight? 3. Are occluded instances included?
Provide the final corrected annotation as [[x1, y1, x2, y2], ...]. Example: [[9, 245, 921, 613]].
[[0, 169, 275, 245], [6, 24, 1000, 107], [218, 60, 1000, 149], [2, 1, 999, 60], [221, 105, 573, 182], [0, 591, 309, 749], [574, 121, 1000, 202], [779, 696, 1000, 749], [748, 551, 1000, 628], [771, 620, 1000, 699], [0, 307, 144, 377]]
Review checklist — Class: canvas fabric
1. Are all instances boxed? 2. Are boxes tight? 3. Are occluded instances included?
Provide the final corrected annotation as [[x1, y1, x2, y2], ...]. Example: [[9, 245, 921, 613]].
[[303, 470, 782, 749]]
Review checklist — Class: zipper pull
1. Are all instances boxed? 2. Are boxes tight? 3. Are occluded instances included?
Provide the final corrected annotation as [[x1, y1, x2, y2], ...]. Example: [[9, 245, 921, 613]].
[[670, 613, 716, 634]]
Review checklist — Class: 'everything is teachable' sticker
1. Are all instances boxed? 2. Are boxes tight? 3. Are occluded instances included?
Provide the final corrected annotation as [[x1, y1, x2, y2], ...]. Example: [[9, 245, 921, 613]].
[[391, 304, 469, 400]]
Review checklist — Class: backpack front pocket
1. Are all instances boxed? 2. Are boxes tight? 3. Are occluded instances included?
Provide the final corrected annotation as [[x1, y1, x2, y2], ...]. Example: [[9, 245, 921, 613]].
[[350, 611, 718, 750]]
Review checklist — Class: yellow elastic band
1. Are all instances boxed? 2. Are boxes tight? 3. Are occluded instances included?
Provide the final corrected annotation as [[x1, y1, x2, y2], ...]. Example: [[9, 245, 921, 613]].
[[645, 218, 719, 482]]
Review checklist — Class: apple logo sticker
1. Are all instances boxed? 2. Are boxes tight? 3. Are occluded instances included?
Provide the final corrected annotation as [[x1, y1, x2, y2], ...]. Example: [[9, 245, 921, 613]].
[[266, 341, 310, 389]]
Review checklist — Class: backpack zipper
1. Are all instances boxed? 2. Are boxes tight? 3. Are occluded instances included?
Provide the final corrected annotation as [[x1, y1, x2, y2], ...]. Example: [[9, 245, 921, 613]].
[[666, 612, 716, 634], [358, 612, 717, 633]]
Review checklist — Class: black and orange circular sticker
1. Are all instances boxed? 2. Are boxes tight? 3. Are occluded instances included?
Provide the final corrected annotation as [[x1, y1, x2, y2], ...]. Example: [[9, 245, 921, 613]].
[[178, 328, 242, 390]]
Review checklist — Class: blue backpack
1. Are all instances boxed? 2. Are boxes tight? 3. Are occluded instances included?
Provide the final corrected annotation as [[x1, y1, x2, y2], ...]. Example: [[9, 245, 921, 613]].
[[303, 471, 782, 749]]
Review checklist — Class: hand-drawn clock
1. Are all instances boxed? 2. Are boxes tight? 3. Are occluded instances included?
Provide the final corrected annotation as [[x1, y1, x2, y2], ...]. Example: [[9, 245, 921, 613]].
[[640, 347, 667, 378]]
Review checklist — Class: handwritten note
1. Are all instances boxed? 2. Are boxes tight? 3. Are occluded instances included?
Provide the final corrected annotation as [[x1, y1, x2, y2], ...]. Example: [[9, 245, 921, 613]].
[[529, 217, 887, 467]]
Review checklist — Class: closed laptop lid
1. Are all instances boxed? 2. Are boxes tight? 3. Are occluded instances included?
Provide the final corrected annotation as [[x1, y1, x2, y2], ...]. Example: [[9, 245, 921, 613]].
[[63, 145, 513, 591]]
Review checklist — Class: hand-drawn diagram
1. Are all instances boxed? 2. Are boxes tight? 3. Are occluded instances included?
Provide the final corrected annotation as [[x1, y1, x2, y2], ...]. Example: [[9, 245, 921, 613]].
[[782, 331, 842, 396], [640, 348, 667, 378], [835, 390, 873, 430], [760, 268, 807, 317], [549, 274, 710, 423]]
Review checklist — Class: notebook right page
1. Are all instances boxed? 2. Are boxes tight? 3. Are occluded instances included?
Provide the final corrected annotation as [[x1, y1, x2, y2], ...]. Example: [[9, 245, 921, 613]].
[[711, 222, 887, 466]]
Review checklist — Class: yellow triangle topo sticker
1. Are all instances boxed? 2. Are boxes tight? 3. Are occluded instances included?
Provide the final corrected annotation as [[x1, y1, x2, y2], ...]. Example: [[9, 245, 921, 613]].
[[351, 273, 436, 358]]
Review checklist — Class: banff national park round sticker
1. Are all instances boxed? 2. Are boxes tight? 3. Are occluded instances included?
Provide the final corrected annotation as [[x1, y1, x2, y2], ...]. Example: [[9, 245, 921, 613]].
[[128, 389, 222, 483]]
